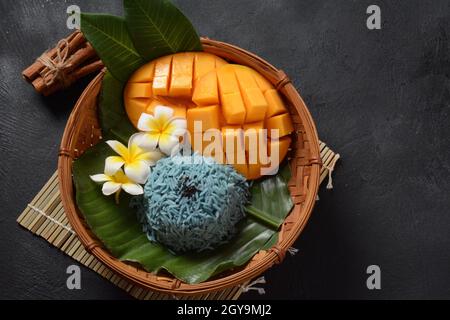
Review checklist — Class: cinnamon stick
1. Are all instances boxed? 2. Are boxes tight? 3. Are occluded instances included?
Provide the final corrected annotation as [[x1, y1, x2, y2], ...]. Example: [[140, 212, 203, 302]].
[[22, 31, 85, 82], [22, 30, 105, 96], [73, 60, 104, 79], [31, 60, 104, 96], [39, 43, 98, 85]]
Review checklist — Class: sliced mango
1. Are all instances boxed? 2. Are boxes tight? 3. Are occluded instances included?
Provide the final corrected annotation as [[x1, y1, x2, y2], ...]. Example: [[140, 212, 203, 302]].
[[222, 124, 242, 131], [247, 136, 291, 179], [240, 87, 267, 122], [192, 70, 219, 106], [268, 136, 291, 159], [221, 128, 245, 157], [264, 89, 287, 117], [187, 105, 220, 134], [243, 128, 265, 153], [221, 92, 246, 124], [128, 61, 155, 83], [222, 127, 249, 177], [233, 65, 257, 87], [252, 71, 273, 93], [234, 66, 268, 122], [124, 83, 152, 98], [217, 64, 240, 94], [124, 52, 294, 180], [153, 55, 172, 96], [169, 53, 194, 97], [243, 121, 264, 131], [146, 99, 186, 119], [125, 98, 150, 127], [193, 131, 224, 164], [194, 52, 216, 82], [266, 113, 294, 138], [215, 56, 228, 69]]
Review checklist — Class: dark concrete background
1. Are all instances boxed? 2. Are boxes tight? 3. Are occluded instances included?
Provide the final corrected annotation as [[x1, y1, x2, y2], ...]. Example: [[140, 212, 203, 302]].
[[0, 0, 449, 299]]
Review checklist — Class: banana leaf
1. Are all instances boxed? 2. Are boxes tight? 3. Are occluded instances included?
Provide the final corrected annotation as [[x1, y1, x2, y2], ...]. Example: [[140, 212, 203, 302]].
[[73, 141, 292, 283], [123, 0, 202, 60], [98, 72, 135, 143], [81, 14, 144, 82]]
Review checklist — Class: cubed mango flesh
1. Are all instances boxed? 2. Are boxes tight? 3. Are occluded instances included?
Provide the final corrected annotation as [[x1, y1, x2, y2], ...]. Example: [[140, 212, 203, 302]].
[[194, 52, 216, 82], [264, 89, 287, 117], [222, 124, 242, 131], [241, 87, 267, 122], [268, 136, 292, 159], [234, 65, 268, 122], [221, 92, 246, 124], [215, 56, 228, 68], [233, 65, 258, 88], [146, 99, 186, 119], [221, 128, 245, 158], [169, 53, 194, 97], [153, 76, 170, 96], [243, 121, 264, 131], [125, 98, 150, 126], [124, 83, 152, 98], [217, 65, 240, 94], [266, 113, 294, 138], [187, 105, 220, 134], [123, 52, 294, 180], [243, 127, 265, 153], [252, 72, 273, 93], [192, 70, 219, 106], [193, 132, 224, 164], [128, 61, 155, 83], [153, 55, 172, 96]]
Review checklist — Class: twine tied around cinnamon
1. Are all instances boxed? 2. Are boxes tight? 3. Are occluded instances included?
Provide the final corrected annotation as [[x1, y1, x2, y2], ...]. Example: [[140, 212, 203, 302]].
[[37, 39, 71, 88]]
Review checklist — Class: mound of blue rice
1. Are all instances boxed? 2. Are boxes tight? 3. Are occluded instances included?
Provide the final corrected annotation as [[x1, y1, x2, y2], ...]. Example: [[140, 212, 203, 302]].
[[132, 154, 250, 253]]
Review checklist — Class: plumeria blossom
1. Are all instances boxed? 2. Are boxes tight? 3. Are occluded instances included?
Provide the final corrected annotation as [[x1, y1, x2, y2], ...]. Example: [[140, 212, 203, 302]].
[[90, 168, 143, 203], [135, 106, 187, 155], [105, 135, 163, 184]]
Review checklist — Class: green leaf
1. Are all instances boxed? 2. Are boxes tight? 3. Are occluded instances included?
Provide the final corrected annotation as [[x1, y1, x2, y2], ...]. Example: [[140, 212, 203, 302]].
[[81, 13, 145, 82], [245, 164, 294, 229], [98, 71, 136, 143], [73, 142, 292, 283], [123, 0, 202, 60]]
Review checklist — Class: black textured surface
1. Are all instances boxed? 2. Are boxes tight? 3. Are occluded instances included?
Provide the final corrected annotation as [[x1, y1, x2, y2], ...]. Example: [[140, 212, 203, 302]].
[[0, 0, 449, 300]]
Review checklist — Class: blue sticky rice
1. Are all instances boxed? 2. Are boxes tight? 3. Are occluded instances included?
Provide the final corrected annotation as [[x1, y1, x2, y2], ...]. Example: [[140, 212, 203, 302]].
[[131, 154, 250, 254]]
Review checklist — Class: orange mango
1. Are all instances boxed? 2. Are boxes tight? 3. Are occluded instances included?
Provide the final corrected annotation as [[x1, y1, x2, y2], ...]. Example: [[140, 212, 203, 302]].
[[123, 52, 293, 179], [169, 53, 194, 97], [192, 70, 219, 106], [266, 113, 294, 138]]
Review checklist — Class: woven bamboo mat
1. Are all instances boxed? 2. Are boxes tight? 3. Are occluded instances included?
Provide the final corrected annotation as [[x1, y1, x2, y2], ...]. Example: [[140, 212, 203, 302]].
[[17, 141, 339, 300]]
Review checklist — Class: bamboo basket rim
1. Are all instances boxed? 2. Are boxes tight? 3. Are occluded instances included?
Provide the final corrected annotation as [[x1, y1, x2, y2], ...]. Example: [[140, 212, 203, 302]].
[[58, 38, 321, 295]]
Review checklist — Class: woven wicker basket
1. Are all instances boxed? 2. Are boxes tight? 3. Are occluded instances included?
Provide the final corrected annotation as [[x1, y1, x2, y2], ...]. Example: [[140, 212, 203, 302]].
[[58, 38, 321, 295]]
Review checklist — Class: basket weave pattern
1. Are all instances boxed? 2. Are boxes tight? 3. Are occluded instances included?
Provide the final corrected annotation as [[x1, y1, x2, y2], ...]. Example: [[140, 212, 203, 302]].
[[58, 38, 321, 295]]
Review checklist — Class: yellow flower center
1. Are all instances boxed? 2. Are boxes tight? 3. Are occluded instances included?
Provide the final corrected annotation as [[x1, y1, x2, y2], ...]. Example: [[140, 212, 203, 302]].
[[123, 144, 145, 165]]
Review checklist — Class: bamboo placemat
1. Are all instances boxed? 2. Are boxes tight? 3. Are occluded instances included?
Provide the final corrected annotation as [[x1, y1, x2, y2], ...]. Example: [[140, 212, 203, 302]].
[[17, 141, 339, 300]]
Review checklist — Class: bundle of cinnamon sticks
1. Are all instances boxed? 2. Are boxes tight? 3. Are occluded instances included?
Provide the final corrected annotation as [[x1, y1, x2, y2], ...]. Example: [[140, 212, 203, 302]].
[[22, 31, 103, 96]]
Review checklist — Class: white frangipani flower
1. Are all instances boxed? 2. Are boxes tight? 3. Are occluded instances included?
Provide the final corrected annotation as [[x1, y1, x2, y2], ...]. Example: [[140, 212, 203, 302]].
[[90, 168, 143, 203], [134, 106, 187, 155], [105, 134, 163, 184]]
